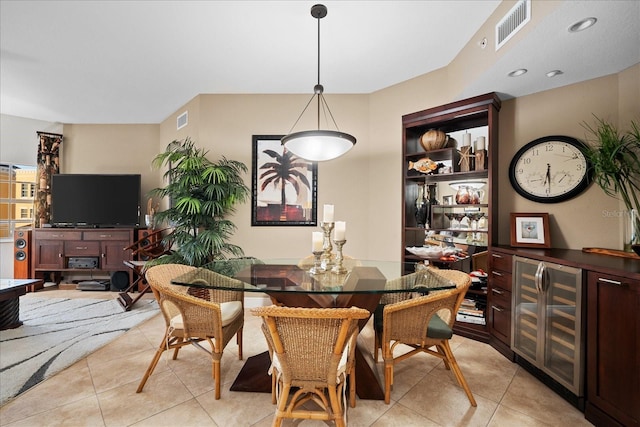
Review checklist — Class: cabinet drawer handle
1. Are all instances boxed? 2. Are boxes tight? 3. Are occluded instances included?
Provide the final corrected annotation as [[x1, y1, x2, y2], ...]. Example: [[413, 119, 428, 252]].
[[52, 234, 63, 238], [598, 277, 625, 286], [75, 246, 88, 250], [99, 234, 112, 238], [491, 254, 503, 258], [492, 288, 504, 295], [491, 305, 504, 312], [492, 271, 502, 277]]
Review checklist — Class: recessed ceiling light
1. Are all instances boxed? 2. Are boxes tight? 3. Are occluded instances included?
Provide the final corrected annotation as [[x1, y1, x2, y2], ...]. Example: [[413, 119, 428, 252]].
[[508, 69, 528, 77], [546, 70, 564, 78], [569, 17, 597, 33]]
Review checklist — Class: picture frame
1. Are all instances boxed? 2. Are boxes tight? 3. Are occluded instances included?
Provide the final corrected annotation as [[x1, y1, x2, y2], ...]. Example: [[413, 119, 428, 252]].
[[510, 212, 551, 248], [251, 135, 317, 226]]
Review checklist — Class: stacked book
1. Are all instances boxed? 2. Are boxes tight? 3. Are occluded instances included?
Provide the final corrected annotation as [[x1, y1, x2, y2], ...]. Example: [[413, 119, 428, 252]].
[[456, 297, 486, 325]]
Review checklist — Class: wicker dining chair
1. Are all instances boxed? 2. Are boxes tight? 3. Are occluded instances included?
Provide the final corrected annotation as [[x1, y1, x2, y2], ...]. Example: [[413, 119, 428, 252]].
[[373, 268, 477, 406], [251, 305, 370, 427], [136, 264, 244, 400]]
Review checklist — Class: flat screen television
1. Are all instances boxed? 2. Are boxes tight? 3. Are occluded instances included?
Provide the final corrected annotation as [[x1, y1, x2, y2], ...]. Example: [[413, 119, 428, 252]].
[[51, 174, 141, 228]]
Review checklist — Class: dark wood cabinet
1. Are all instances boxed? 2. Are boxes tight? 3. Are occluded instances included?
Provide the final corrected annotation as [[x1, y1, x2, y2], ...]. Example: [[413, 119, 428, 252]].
[[586, 270, 640, 427], [401, 92, 501, 342], [487, 249, 514, 360], [490, 245, 640, 419], [32, 228, 134, 284]]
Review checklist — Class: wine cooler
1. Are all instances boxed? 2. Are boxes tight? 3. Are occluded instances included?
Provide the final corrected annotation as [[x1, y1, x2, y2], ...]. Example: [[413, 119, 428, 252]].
[[511, 256, 584, 397]]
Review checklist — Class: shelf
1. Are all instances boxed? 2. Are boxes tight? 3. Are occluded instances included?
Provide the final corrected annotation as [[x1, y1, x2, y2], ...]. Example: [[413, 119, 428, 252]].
[[405, 170, 488, 182]]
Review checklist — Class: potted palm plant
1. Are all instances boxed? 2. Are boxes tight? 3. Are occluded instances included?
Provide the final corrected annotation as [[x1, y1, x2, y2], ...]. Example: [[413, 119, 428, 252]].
[[582, 117, 640, 254], [147, 138, 250, 266]]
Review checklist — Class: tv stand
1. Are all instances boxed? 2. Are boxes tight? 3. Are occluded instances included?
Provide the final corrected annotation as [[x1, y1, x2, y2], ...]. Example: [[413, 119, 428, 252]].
[[32, 228, 135, 286]]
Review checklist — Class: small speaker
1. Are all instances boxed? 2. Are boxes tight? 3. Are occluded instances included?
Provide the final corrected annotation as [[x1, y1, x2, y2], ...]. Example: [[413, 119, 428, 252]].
[[135, 228, 158, 261], [110, 271, 129, 291], [14, 228, 32, 279]]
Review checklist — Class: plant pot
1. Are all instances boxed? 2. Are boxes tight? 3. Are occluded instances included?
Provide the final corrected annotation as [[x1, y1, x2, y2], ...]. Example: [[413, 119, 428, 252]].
[[623, 209, 640, 253]]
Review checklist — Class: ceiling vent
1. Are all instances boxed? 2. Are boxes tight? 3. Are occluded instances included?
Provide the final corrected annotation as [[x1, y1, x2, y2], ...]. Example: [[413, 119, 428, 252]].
[[495, 0, 531, 50], [177, 111, 188, 130]]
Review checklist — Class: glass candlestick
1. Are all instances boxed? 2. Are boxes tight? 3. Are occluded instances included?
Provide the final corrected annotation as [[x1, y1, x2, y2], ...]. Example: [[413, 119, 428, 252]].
[[309, 250, 325, 275], [320, 221, 335, 269], [331, 239, 347, 274]]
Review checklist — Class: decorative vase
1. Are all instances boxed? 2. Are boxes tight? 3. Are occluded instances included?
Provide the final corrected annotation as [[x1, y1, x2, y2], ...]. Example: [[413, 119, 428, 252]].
[[623, 209, 640, 254], [415, 183, 428, 228]]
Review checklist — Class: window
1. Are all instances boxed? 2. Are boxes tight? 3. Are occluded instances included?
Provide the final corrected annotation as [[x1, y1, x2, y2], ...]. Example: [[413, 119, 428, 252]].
[[0, 163, 37, 239]]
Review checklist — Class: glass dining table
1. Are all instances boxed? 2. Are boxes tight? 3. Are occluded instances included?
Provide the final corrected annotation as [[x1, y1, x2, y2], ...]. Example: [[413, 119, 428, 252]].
[[170, 257, 457, 400]]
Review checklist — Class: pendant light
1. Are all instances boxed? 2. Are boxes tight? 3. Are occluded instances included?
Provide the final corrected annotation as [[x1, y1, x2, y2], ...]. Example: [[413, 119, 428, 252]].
[[281, 4, 356, 162]]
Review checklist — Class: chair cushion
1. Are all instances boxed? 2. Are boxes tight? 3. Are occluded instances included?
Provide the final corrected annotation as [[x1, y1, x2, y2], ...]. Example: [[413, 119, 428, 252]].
[[374, 304, 452, 340], [426, 313, 453, 339], [169, 300, 243, 329]]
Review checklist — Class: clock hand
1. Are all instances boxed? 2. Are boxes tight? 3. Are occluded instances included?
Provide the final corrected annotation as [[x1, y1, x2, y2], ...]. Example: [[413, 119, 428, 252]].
[[544, 163, 551, 192]]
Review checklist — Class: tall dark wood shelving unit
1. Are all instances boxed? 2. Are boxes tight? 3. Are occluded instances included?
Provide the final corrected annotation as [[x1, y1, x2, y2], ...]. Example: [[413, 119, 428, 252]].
[[401, 92, 501, 342]]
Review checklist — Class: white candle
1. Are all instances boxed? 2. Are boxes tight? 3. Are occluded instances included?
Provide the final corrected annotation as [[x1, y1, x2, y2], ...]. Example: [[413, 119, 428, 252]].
[[476, 136, 485, 150], [334, 221, 346, 240], [312, 231, 324, 252], [323, 204, 334, 223], [462, 133, 471, 147]]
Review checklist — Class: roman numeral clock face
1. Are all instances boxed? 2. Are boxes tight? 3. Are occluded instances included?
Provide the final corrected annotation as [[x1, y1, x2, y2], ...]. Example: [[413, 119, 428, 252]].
[[509, 136, 592, 203]]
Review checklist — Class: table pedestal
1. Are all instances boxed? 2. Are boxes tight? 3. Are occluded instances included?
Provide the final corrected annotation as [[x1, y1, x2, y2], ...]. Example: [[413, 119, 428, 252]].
[[0, 279, 42, 330]]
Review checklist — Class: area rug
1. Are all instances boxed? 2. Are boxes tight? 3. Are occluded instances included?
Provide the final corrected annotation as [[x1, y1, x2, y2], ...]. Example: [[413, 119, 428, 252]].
[[0, 297, 158, 406]]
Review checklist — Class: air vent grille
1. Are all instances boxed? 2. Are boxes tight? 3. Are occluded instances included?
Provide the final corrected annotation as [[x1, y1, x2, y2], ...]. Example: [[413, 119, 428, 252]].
[[177, 111, 188, 130], [496, 0, 531, 50]]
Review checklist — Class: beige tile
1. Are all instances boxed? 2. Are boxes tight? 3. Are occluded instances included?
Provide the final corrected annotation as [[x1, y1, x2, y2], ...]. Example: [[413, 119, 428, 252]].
[[196, 388, 276, 426], [488, 405, 555, 426], [88, 346, 170, 394], [370, 402, 440, 426], [427, 339, 517, 403], [500, 368, 591, 426], [130, 398, 218, 427], [88, 327, 156, 365], [3, 299, 598, 427], [399, 374, 498, 426], [98, 370, 193, 426], [1, 395, 104, 427], [0, 363, 95, 425]]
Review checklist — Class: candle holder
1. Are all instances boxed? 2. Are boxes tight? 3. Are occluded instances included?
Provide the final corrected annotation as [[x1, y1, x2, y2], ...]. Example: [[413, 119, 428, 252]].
[[309, 250, 325, 275], [331, 239, 347, 274], [320, 221, 335, 269]]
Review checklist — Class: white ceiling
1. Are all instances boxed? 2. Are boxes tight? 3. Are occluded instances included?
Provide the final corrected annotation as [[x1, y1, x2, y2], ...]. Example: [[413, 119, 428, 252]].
[[1, 1, 638, 124]]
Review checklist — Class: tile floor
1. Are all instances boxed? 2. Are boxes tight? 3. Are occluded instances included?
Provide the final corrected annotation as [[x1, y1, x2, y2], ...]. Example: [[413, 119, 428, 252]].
[[0, 288, 593, 426]]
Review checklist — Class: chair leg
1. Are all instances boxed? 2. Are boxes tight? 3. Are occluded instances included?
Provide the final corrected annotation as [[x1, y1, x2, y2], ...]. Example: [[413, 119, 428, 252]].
[[440, 340, 477, 407], [237, 327, 243, 359], [327, 385, 346, 427], [213, 359, 221, 400], [137, 336, 168, 393], [384, 359, 393, 404]]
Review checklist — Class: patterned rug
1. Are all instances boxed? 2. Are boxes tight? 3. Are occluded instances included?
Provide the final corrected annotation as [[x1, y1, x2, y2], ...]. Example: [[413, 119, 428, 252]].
[[0, 296, 158, 406]]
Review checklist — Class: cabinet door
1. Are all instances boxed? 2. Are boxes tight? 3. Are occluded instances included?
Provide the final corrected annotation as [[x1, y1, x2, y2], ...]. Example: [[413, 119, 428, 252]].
[[512, 257, 541, 362], [101, 240, 131, 271], [587, 272, 640, 427], [488, 285, 511, 345], [542, 263, 582, 395], [34, 240, 64, 269]]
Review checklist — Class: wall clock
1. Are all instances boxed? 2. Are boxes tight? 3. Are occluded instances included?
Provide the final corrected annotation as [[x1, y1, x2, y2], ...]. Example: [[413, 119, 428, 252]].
[[509, 135, 591, 203]]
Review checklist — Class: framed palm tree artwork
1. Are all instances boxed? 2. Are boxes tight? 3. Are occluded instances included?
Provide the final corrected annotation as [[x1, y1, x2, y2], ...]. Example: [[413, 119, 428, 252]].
[[251, 135, 318, 226]]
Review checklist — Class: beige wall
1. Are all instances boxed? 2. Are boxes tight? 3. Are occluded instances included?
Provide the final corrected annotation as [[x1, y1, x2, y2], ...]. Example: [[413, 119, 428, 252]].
[[60, 124, 161, 207], [49, 63, 638, 263], [498, 66, 639, 248]]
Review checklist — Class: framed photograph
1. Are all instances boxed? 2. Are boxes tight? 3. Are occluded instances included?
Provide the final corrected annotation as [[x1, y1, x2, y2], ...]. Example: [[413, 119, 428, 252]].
[[510, 213, 551, 248], [252, 135, 317, 226]]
